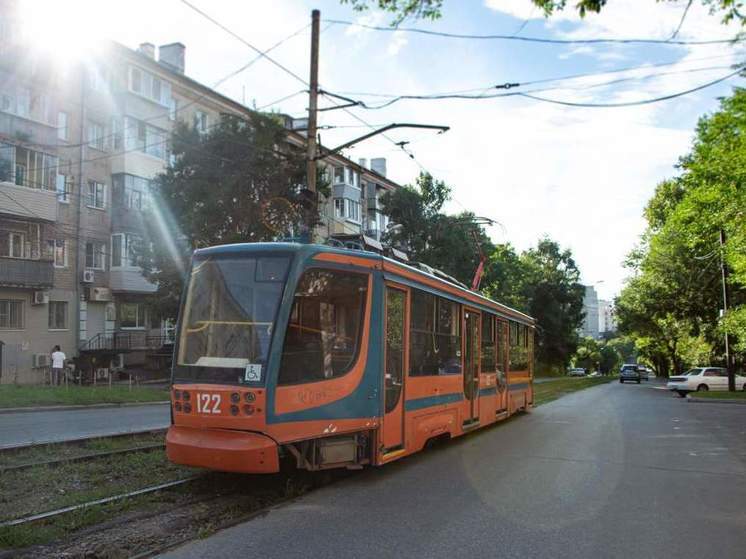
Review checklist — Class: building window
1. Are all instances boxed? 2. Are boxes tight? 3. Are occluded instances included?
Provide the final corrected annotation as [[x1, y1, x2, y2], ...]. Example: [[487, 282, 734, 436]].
[[113, 174, 151, 211], [87, 121, 105, 150], [111, 233, 140, 268], [345, 199, 361, 223], [120, 302, 145, 329], [278, 269, 368, 385], [123, 116, 167, 160], [169, 97, 177, 121], [46, 239, 67, 267], [85, 241, 106, 270], [57, 111, 68, 141], [16, 87, 29, 117], [409, 290, 462, 376], [56, 173, 72, 203], [334, 198, 344, 218], [128, 66, 171, 106], [194, 110, 208, 134], [0, 299, 23, 329], [7, 145, 58, 190], [48, 301, 68, 330], [86, 181, 106, 209], [0, 231, 26, 259], [130, 67, 142, 93]]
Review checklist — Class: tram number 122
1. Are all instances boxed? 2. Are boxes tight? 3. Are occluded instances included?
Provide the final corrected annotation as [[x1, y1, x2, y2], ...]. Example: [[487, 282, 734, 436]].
[[196, 393, 221, 414]]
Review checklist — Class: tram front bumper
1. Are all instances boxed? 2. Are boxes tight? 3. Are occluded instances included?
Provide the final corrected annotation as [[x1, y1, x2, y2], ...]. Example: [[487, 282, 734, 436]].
[[166, 425, 280, 474]]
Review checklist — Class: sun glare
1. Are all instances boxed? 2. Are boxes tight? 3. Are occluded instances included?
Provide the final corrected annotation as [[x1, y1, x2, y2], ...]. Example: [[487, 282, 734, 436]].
[[18, 0, 107, 61]]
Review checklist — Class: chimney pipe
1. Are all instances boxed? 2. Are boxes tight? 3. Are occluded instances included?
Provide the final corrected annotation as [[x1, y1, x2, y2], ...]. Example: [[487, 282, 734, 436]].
[[158, 42, 186, 74], [138, 42, 155, 59]]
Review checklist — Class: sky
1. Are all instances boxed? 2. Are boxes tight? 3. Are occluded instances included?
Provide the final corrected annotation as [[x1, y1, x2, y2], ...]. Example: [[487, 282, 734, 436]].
[[31, 0, 746, 300]]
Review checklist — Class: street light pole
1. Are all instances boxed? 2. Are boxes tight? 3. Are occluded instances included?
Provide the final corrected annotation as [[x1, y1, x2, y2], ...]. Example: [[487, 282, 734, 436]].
[[719, 228, 735, 391]]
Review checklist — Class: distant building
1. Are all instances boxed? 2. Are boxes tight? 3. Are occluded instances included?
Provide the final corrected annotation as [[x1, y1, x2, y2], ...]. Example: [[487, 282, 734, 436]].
[[598, 299, 617, 335], [579, 285, 600, 339]]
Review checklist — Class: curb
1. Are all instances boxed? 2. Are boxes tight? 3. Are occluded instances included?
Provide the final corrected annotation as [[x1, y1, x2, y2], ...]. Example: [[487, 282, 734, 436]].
[[0, 401, 170, 415], [686, 395, 746, 405]]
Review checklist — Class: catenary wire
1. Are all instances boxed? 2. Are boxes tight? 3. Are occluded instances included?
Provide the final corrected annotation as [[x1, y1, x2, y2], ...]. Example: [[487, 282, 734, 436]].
[[324, 18, 745, 46], [517, 67, 743, 108]]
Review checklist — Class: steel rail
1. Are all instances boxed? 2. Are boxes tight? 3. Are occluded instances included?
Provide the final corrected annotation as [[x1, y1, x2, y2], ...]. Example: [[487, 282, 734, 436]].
[[0, 428, 167, 453], [0, 476, 202, 528], [0, 443, 165, 473]]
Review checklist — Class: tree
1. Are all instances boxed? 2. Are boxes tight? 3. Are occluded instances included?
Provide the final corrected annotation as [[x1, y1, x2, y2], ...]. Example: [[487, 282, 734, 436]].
[[381, 172, 494, 285], [485, 237, 585, 374], [340, 0, 746, 26], [617, 87, 746, 377], [139, 113, 307, 319]]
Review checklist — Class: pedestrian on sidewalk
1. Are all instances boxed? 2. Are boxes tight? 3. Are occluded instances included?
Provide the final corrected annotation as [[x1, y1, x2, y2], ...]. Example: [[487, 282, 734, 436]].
[[51, 345, 66, 386]]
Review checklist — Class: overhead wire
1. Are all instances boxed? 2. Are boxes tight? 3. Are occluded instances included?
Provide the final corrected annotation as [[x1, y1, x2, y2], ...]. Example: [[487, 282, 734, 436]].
[[669, 0, 694, 41], [324, 18, 745, 46], [516, 67, 743, 108]]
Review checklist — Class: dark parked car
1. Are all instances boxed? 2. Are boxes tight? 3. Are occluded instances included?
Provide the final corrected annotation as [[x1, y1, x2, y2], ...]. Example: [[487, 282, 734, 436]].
[[620, 364, 642, 384]]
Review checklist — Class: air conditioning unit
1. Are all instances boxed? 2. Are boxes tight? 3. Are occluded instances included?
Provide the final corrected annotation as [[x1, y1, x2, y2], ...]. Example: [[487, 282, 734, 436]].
[[33, 353, 50, 368], [82, 269, 95, 283], [32, 291, 49, 305]]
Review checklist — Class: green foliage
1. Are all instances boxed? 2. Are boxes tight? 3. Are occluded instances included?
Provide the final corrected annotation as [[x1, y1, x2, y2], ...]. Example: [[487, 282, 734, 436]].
[[138, 113, 307, 318], [485, 238, 585, 372], [340, 0, 746, 25], [340, 0, 443, 24], [617, 87, 746, 376], [381, 172, 492, 285]]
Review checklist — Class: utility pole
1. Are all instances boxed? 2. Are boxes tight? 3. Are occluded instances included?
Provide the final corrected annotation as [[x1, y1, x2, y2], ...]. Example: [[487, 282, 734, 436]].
[[719, 228, 735, 391], [306, 9, 320, 199]]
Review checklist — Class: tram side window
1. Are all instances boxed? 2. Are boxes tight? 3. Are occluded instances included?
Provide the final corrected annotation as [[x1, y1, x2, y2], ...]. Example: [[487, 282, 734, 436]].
[[509, 321, 529, 372], [409, 290, 461, 376], [481, 313, 496, 372], [277, 269, 368, 385]]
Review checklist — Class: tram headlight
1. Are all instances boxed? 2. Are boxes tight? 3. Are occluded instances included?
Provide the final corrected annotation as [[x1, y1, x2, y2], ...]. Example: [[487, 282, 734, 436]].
[[230, 404, 239, 416], [174, 402, 182, 412], [183, 403, 192, 413], [243, 404, 255, 415], [244, 392, 256, 402], [231, 392, 240, 403]]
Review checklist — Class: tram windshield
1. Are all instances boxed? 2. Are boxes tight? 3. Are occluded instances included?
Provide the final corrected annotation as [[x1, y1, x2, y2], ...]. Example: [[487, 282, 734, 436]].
[[175, 254, 290, 384]]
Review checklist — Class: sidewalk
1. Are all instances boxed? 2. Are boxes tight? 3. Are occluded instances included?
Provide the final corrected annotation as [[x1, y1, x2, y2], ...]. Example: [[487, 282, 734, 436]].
[[0, 400, 169, 415], [0, 403, 170, 449]]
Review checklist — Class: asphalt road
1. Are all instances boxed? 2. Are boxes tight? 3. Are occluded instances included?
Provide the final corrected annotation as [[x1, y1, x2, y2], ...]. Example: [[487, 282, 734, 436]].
[[163, 381, 746, 559], [0, 403, 170, 448]]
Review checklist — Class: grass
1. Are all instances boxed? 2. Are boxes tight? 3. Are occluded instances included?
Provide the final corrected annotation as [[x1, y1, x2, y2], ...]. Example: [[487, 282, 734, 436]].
[[0, 445, 197, 549], [0, 432, 166, 469], [691, 390, 746, 400], [0, 385, 170, 409], [533, 376, 615, 406]]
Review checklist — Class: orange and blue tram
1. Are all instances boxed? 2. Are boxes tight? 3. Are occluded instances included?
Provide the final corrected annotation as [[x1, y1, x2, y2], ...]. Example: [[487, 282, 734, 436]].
[[166, 243, 535, 473]]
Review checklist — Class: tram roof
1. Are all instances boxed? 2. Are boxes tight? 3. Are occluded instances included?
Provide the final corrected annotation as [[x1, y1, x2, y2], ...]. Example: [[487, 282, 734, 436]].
[[193, 242, 535, 325]]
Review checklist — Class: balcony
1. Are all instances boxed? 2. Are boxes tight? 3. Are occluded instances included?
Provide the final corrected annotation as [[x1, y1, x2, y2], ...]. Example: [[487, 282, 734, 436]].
[[0, 181, 57, 222], [0, 256, 54, 288]]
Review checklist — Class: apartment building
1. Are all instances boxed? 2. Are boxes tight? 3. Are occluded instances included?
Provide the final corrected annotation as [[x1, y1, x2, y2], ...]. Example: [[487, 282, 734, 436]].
[[0, 24, 404, 383]]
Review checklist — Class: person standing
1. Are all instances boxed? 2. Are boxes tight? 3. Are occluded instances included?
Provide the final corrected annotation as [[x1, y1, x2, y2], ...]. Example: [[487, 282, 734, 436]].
[[51, 345, 66, 386]]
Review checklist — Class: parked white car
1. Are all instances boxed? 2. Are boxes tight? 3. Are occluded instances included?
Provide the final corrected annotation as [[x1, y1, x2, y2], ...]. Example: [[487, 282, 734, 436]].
[[667, 367, 746, 397]]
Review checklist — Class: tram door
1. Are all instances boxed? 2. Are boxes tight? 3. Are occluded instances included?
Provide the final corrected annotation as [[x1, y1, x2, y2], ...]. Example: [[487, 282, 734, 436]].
[[382, 285, 407, 451], [463, 309, 481, 425]]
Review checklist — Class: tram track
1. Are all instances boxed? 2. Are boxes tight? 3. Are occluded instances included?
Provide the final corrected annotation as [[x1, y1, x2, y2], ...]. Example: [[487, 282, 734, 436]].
[[0, 442, 165, 474], [0, 428, 167, 453]]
